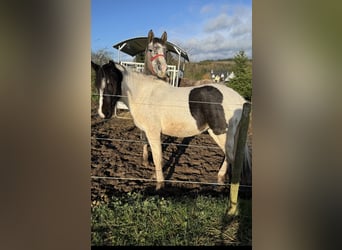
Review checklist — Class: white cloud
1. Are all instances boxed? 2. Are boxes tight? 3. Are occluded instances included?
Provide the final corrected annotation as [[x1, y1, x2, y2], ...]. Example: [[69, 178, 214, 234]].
[[204, 14, 240, 32], [200, 4, 213, 14], [183, 33, 251, 61], [176, 3, 252, 62]]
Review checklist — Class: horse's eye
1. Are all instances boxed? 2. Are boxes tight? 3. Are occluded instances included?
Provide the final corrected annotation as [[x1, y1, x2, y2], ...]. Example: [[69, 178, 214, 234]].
[[149, 49, 153, 52]]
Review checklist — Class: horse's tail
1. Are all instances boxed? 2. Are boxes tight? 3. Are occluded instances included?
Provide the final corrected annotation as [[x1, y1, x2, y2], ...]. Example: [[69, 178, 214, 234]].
[[241, 142, 252, 186]]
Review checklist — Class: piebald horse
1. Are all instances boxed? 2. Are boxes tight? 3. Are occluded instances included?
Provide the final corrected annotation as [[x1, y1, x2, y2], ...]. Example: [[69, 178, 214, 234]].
[[91, 60, 251, 195], [143, 29, 168, 81]]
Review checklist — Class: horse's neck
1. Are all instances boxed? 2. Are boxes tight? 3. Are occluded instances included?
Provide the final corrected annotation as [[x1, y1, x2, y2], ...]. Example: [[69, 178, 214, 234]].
[[121, 72, 162, 107], [143, 61, 150, 75], [143, 55, 153, 75]]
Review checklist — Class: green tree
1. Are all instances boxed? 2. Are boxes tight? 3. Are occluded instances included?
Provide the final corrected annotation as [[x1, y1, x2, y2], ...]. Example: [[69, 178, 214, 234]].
[[91, 48, 114, 65], [227, 51, 252, 101]]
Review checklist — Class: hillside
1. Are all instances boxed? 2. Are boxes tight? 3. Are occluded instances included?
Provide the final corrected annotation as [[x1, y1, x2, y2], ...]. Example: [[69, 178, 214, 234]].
[[183, 59, 252, 81]]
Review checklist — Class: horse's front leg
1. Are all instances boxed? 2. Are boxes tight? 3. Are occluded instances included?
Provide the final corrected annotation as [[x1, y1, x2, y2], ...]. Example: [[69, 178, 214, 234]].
[[145, 131, 164, 190], [140, 131, 149, 167], [142, 143, 149, 167]]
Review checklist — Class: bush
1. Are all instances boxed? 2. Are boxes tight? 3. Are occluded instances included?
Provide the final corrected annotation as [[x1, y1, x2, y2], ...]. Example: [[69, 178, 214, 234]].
[[227, 51, 252, 101]]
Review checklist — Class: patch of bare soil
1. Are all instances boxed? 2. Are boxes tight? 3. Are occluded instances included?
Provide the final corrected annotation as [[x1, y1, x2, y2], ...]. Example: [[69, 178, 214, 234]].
[[91, 102, 252, 202]]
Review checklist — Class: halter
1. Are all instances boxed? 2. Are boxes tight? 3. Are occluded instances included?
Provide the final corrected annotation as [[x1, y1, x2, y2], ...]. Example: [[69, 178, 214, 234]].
[[150, 53, 165, 62]]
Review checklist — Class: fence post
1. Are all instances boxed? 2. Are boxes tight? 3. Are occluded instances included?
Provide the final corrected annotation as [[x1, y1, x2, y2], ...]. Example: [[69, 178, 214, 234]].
[[227, 102, 251, 216]]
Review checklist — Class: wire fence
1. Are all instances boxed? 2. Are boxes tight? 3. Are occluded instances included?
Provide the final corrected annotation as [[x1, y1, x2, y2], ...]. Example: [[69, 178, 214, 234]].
[[91, 93, 250, 107], [91, 132, 252, 189], [91, 92, 252, 190], [92, 136, 222, 150], [91, 175, 252, 188]]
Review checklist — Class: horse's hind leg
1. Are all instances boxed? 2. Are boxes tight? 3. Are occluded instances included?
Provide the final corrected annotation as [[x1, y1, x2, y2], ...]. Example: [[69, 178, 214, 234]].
[[218, 157, 229, 184], [207, 130, 229, 184]]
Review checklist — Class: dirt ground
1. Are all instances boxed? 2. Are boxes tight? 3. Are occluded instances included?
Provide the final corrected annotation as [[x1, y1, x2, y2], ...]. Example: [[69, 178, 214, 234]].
[[91, 101, 252, 201]]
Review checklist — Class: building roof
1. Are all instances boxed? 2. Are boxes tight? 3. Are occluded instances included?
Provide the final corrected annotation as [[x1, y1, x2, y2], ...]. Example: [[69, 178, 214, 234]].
[[113, 37, 190, 62]]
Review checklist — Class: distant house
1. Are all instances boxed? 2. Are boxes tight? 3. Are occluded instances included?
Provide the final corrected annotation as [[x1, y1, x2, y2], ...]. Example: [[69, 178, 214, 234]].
[[211, 70, 235, 83]]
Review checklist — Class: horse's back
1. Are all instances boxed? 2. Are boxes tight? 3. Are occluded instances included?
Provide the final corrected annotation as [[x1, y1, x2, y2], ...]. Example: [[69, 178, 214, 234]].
[[157, 82, 246, 116], [129, 73, 246, 134]]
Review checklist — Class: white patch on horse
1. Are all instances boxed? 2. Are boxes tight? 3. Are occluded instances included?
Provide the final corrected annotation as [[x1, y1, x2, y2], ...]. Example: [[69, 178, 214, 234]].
[[101, 77, 106, 89], [97, 78, 106, 118], [93, 61, 252, 191]]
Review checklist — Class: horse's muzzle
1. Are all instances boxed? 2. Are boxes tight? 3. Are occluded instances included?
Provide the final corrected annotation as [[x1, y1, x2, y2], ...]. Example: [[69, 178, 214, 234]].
[[157, 70, 167, 79]]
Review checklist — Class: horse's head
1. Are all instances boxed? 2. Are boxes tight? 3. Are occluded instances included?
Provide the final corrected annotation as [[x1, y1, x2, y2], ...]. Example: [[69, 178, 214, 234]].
[[144, 29, 168, 79], [91, 60, 122, 119]]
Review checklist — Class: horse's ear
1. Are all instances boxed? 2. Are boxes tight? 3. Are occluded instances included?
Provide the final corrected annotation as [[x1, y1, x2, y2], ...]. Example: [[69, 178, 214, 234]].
[[161, 31, 167, 44], [91, 61, 99, 71], [148, 29, 154, 43]]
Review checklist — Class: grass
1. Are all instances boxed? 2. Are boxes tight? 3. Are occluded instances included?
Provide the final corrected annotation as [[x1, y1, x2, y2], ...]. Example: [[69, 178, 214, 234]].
[[91, 192, 251, 246]]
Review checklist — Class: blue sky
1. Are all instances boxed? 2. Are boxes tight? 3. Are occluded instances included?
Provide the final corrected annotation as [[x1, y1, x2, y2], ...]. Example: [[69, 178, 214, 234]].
[[91, 0, 252, 62]]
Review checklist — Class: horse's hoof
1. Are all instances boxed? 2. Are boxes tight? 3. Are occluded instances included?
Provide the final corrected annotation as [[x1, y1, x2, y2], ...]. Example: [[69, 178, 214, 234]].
[[155, 182, 164, 190]]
